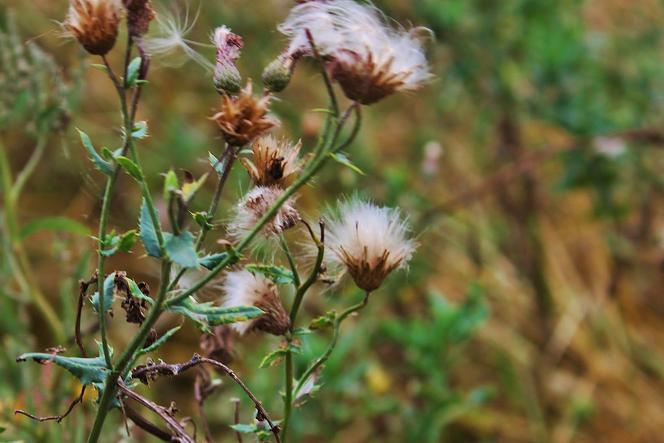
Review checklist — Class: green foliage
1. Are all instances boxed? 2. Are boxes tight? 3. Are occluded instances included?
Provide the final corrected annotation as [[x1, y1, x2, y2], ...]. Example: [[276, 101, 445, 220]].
[[136, 326, 181, 357], [90, 272, 115, 314], [77, 129, 113, 175], [246, 264, 296, 285], [164, 231, 199, 268], [199, 252, 231, 270], [125, 57, 142, 88], [115, 155, 143, 181], [100, 229, 136, 256], [19, 216, 90, 239], [166, 298, 264, 332], [139, 199, 161, 257]]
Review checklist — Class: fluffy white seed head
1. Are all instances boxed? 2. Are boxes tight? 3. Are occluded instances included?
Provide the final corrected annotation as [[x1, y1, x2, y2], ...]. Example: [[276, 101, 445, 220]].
[[222, 270, 289, 335], [278, 0, 431, 103], [228, 186, 300, 241], [323, 198, 416, 292]]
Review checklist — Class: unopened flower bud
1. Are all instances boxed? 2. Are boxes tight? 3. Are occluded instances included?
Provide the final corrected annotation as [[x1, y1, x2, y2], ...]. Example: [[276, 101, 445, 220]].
[[212, 26, 243, 94], [262, 54, 294, 93], [64, 0, 123, 56]]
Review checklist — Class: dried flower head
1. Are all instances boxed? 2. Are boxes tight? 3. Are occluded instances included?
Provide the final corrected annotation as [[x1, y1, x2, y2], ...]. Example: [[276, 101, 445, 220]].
[[324, 199, 416, 292], [222, 270, 290, 335], [278, 0, 431, 104], [64, 0, 123, 55], [212, 25, 244, 94], [240, 135, 302, 188], [228, 186, 300, 241], [211, 81, 277, 146], [123, 0, 156, 37]]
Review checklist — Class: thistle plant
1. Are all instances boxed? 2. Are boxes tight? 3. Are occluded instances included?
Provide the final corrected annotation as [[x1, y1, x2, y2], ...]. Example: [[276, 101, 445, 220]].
[[12, 1, 430, 441]]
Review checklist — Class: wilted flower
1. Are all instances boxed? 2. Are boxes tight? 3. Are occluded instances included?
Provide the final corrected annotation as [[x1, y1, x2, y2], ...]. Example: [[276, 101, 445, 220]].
[[228, 186, 300, 241], [212, 26, 244, 94], [278, 0, 431, 104], [222, 270, 290, 335], [240, 135, 302, 188], [211, 81, 277, 146], [64, 0, 123, 56], [123, 0, 156, 37], [323, 199, 416, 292]]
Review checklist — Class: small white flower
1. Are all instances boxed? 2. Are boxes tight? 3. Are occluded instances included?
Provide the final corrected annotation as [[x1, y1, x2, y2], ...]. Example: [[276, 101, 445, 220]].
[[222, 269, 289, 335], [278, 0, 431, 103], [323, 198, 416, 292], [228, 186, 300, 241]]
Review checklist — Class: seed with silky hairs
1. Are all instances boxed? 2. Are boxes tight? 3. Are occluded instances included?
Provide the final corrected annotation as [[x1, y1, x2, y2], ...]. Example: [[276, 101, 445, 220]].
[[64, 0, 123, 56], [210, 81, 277, 146], [222, 270, 290, 336], [323, 198, 417, 292]]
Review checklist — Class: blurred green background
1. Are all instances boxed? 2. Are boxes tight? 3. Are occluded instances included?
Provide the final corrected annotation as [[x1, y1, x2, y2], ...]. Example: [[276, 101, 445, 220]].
[[2, 0, 664, 442]]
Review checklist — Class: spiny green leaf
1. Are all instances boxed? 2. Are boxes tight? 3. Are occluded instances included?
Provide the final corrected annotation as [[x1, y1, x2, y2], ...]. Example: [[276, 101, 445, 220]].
[[164, 231, 198, 268], [166, 298, 263, 332], [260, 343, 300, 368], [199, 252, 230, 270], [19, 216, 90, 240], [126, 277, 153, 305], [139, 199, 161, 257], [246, 264, 295, 285], [309, 310, 336, 330], [125, 57, 141, 87], [90, 272, 115, 313], [329, 152, 365, 175], [17, 344, 112, 399], [115, 156, 143, 181], [136, 326, 181, 357], [191, 211, 213, 230], [77, 128, 113, 175]]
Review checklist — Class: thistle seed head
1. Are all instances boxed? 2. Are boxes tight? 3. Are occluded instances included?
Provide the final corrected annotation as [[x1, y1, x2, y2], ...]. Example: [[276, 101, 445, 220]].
[[240, 135, 302, 188], [228, 186, 300, 241], [323, 198, 416, 292], [123, 0, 156, 37], [278, 0, 431, 104], [210, 81, 277, 146], [64, 0, 123, 56], [222, 270, 290, 336]]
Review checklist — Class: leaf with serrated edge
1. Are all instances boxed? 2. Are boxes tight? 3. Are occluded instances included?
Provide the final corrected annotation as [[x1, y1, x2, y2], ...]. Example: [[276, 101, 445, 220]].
[[164, 231, 198, 268], [77, 128, 113, 175], [166, 298, 263, 332], [139, 199, 161, 257]]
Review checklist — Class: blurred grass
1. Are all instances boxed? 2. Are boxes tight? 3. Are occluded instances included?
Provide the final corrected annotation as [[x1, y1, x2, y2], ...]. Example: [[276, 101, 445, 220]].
[[1, 0, 664, 442]]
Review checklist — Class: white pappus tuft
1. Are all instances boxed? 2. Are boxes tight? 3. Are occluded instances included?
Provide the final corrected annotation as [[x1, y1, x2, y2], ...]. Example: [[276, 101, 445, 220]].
[[323, 198, 417, 292], [222, 269, 289, 336], [278, 0, 431, 103], [228, 186, 300, 242]]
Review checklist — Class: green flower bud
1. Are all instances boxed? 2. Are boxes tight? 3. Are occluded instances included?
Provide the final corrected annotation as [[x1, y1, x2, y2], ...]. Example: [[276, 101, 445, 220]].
[[262, 54, 294, 93]]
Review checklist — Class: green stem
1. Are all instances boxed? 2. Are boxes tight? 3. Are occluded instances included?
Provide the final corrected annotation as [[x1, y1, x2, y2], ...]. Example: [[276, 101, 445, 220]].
[[293, 292, 370, 399], [86, 260, 172, 443], [282, 349, 294, 442], [0, 136, 64, 341], [279, 233, 300, 289]]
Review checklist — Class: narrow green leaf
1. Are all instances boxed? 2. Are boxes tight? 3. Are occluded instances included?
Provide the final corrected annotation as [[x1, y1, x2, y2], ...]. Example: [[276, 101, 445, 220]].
[[163, 169, 179, 201], [246, 264, 295, 285], [198, 252, 229, 270], [115, 156, 143, 181], [19, 216, 90, 239], [309, 310, 336, 330], [191, 211, 213, 230], [209, 152, 224, 175], [166, 298, 263, 332], [136, 326, 181, 357], [90, 272, 115, 313], [101, 146, 114, 161], [125, 57, 142, 87], [17, 344, 112, 399], [101, 229, 137, 256], [89, 63, 109, 72], [260, 343, 300, 368], [139, 199, 161, 257], [164, 231, 198, 268], [329, 152, 365, 175], [126, 277, 154, 305], [77, 128, 113, 175], [229, 423, 258, 434]]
